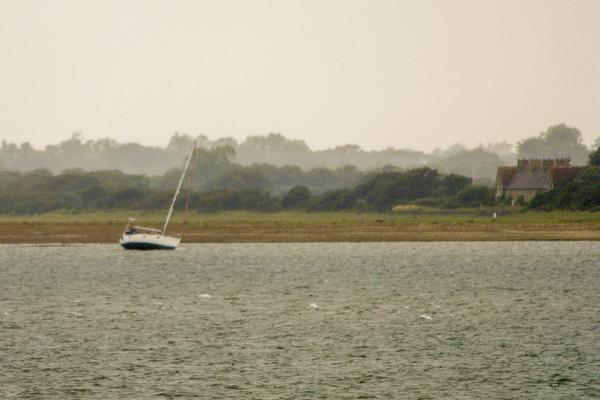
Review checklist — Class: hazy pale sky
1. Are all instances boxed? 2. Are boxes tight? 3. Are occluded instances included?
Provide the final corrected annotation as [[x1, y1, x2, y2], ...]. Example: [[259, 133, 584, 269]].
[[1, 0, 599, 151]]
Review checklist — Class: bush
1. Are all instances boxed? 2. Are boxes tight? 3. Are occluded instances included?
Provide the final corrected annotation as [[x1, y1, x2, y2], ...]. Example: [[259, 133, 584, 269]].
[[308, 189, 355, 211], [455, 185, 495, 207], [529, 166, 599, 210], [0, 165, 484, 214], [282, 186, 311, 209], [440, 174, 472, 195], [589, 146, 600, 166]]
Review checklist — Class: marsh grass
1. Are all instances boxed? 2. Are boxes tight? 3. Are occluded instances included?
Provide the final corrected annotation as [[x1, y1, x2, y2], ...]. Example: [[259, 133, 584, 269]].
[[0, 209, 599, 227]]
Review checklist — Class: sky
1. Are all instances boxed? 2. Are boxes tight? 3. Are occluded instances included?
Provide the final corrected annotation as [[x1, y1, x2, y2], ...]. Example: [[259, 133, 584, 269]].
[[0, 0, 599, 152]]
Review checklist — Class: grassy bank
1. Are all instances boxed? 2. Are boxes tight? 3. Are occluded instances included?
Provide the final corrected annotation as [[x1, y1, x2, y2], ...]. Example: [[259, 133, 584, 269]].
[[0, 210, 599, 243], [1, 208, 600, 225]]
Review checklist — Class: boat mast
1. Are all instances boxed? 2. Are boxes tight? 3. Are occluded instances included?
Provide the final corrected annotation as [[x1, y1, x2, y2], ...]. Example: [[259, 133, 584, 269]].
[[162, 141, 196, 235]]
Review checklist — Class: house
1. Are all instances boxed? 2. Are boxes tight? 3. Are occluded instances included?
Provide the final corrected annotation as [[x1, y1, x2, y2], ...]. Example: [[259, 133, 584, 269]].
[[495, 158, 583, 204]]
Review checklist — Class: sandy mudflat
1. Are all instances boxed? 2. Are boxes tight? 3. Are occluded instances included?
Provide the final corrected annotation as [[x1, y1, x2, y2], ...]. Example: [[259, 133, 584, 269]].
[[1, 222, 599, 243]]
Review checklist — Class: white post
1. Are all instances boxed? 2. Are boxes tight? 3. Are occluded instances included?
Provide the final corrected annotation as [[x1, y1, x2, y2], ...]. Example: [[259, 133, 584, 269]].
[[162, 141, 196, 234]]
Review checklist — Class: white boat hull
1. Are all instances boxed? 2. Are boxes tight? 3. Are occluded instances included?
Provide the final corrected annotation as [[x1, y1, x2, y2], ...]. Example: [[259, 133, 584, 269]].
[[119, 233, 181, 250]]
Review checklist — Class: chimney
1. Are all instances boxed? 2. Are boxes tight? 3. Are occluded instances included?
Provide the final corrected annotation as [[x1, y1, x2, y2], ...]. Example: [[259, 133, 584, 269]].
[[530, 159, 542, 171], [517, 159, 529, 170]]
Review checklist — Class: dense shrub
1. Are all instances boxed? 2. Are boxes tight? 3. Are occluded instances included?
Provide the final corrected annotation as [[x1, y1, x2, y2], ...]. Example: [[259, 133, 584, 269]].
[[282, 186, 311, 209], [454, 185, 495, 208], [308, 189, 355, 211], [529, 166, 600, 210], [589, 146, 600, 166], [307, 167, 474, 212], [0, 166, 489, 214]]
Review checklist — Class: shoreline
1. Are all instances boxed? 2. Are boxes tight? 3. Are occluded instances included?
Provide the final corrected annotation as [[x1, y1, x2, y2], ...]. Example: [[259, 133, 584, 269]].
[[1, 222, 599, 243]]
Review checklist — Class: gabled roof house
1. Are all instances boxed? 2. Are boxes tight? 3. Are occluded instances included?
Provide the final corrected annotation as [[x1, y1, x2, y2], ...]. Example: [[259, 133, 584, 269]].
[[496, 159, 583, 204]]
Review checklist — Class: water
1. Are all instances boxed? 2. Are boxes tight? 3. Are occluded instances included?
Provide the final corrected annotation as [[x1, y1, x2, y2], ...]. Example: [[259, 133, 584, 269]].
[[1, 242, 599, 399]]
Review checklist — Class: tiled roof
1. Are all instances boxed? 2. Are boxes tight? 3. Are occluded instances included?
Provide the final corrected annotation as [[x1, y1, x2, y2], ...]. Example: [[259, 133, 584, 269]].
[[550, 166, 585, 187], [504, 170, 551, 190], [501, 166, 583, 190], [496, 167, 517, 187]]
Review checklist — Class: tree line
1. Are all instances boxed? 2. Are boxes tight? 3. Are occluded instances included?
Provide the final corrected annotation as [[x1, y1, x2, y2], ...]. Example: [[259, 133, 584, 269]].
[[0, 166, 496, 214], [0, 123, 597, 214], [1, 124, 596, 180], [2, 141, 597, 214]]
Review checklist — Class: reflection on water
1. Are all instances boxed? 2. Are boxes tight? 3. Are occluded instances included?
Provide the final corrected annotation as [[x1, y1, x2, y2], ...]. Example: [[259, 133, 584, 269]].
[[1, 242, 599, 398]]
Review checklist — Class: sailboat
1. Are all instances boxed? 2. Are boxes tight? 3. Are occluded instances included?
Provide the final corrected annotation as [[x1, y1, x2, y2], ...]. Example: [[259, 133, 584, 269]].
[[119, 142, 196, 250]]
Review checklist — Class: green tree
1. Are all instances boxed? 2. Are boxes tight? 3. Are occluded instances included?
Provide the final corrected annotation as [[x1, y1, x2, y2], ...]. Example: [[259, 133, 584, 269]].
[[589, 140, 600, 166], [441, 173, 472, 195], [204, 166, 268, 191], [166, 132, 196, 153], [282, 186, 311, 209], [237, 133, 314, 166], [517, 124, 589, 164], [431, 148, 504, 179], [529, 166, 599, 210]]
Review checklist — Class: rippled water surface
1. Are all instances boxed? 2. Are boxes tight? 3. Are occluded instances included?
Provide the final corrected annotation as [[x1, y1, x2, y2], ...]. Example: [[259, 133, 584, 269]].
[[1, 242, 599, 399]]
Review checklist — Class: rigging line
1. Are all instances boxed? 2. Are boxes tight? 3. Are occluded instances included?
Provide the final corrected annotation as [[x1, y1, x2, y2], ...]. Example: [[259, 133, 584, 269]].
[[184, 146, 197, 213]]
